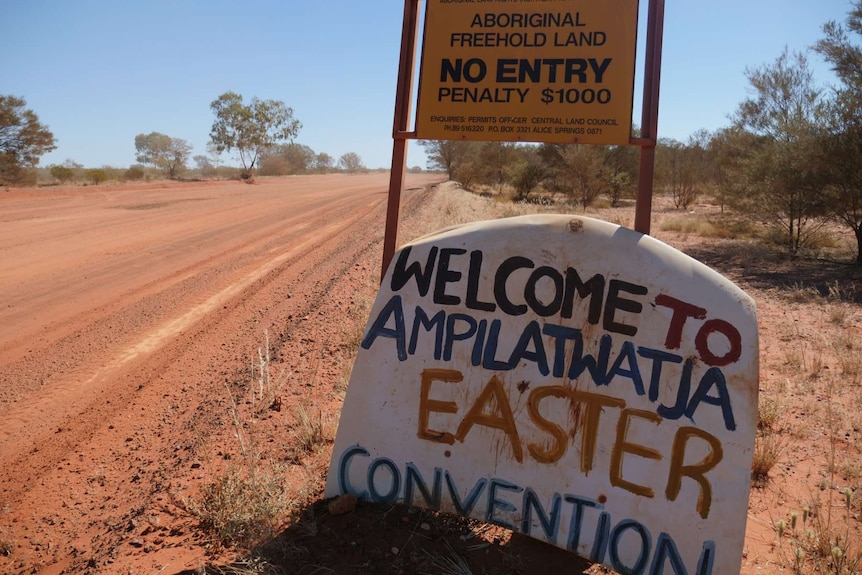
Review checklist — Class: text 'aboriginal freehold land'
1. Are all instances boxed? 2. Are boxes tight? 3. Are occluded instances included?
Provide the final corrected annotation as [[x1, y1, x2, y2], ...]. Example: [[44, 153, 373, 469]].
[[416, 2, 638, 144]]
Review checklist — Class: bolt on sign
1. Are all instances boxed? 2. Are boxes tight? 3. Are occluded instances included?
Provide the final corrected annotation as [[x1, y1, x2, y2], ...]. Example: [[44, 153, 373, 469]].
[[326, 215, 758, 574], [415, 0, 639, 145]]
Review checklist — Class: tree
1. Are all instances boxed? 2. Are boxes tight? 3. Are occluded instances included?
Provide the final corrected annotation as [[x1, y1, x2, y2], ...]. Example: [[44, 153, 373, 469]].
[[124, 166, 145, 181], [815, 0, 862, 264], [209, 91, 301, 178], [134, 132, 192, 178], [656, 134, 710, 210], [731, 49, 829, 253], [820, 108, 862, 264], [313, 152, 334, 173], [338, 152, 365, 173], [419, 140, 477, 180], [259, 143, 316, 175], [509, 149, 546, 202], [62, 159, 82, 176], [541, 144, 610, 209], [285, 144, 316, 174], [193, 154, 212, 169], [604, 141, 638, 206], [0, 95, 56, 185], [475, 142, 518, 190], [707, 127, 750, 212]]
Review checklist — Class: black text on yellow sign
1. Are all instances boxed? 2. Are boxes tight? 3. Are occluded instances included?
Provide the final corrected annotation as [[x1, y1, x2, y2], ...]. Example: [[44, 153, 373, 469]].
[[416, 0, 639, 145]]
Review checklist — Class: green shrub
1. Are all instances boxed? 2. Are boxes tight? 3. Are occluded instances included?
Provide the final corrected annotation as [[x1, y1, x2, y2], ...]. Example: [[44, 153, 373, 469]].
[[124, 166, 144, 181], [49, 165, 75, 183], [83, 168, 108, 185]]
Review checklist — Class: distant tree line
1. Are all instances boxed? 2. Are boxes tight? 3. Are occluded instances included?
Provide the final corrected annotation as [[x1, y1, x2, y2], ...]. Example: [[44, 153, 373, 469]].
[[2, 3, 860, 262], [0, 90, 368, 186], [257, 145, 367, 176]]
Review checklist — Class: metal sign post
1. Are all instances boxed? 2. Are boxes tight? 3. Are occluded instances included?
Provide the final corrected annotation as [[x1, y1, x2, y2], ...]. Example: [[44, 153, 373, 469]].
[[382, 0, 665, 279], [633, 0, 666, 235], [382, 0, 421, 282]]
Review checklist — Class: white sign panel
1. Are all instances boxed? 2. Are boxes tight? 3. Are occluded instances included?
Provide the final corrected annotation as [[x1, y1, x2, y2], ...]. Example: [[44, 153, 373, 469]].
[[326, 215, 757, 575]]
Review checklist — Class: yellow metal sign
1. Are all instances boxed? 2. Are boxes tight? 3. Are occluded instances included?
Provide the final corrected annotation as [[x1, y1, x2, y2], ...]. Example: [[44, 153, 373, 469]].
[[415, 0, 639, 145]]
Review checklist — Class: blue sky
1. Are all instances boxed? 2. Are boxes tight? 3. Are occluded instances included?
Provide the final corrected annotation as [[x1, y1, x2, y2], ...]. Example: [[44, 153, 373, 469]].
[[0, 1, 855, 170]]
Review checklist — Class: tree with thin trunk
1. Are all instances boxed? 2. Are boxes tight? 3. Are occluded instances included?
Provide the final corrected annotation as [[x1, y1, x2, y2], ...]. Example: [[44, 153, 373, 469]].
[[656, 133, 710, 210], [0, 95, 56, 185], [209, 92, 301, 179], [419, 139, 476, 180], [730, 49, 829, 254], [604, 141, 637, 207], [134, 132, 192, 179], [541, 143, 609, 209], [814, 0, 862, 264], [338, 152, 365, 173], [509, 149, 546, 202], [314, 152, 334, 173]]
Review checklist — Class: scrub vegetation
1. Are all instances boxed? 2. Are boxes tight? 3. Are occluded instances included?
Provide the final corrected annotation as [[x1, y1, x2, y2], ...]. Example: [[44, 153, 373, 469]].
[[420, 3, 862, 267]]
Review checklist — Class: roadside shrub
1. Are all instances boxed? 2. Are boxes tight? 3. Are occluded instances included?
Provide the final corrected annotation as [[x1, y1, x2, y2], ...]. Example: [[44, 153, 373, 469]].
[[49, 165, 75, 184], [83, 168, 108, 185], [193, 464, 290, 549], [510, 161, 545, 202], [124, 166, 144, 181], [1, 166, 36, 187], [258, 156, 289, 176]]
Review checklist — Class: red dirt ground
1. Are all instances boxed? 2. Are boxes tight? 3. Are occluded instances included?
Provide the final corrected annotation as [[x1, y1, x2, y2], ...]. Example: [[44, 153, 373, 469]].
[[1, 176, 859, 575], [0, 174, 443, 574]]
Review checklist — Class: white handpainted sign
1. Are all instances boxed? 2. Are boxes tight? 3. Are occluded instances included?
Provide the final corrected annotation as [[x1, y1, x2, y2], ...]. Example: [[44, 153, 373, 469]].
[[326, 215, 758, 575]]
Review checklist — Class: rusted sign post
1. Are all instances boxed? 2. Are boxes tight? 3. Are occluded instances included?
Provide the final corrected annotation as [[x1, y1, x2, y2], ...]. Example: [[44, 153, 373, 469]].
[[381, 0, 666, 281], [633, 0, 666, 235], [382, 0, 422, 282]]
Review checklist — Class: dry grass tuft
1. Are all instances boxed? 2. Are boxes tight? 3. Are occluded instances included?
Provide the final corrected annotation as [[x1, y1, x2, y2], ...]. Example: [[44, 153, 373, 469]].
[[193, 464, 291, 550], [293, 402, 334, 457], [785, 282, 822, 304], [420, 541, 474, 575], [250, 330, 286, 415], [758, 395, 783, 431], [751, 429, 784, 488], [774, 489, 862, 575], [658, 214, 761, 239], [0, 538, 13, 557], [190, 332, 294, 550]]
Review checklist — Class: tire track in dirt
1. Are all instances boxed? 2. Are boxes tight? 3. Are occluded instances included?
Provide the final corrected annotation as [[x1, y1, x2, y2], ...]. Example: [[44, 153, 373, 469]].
[[67, 183, 438, 574], [0, 178, 397, 405], [0, 175, 441, 574], [0, 178, 395, 480], [0, 180, 384, 368], [0, 196, 366, 455]]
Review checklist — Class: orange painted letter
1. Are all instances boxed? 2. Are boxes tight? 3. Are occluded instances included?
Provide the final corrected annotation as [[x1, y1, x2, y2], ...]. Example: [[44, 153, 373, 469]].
[[455, 375, 523, 462], [418, 369, 462, 444]]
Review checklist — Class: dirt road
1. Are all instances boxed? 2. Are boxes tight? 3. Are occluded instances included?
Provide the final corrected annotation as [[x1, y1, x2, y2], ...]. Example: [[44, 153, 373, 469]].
[[0, 173, 441, 573], [3, 176, 859, 575]]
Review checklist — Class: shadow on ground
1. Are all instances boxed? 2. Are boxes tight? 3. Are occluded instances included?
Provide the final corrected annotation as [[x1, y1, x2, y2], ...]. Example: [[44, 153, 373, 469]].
[[682, 241, 861, 303], [177, 498, 600, 575]]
